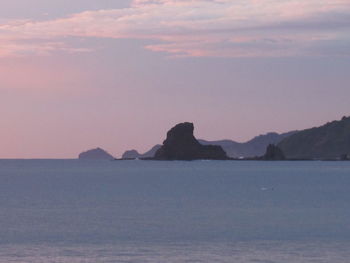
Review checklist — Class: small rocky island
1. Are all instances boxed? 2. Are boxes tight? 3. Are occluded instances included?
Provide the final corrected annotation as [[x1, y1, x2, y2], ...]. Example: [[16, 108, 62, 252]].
[[154, 122, 228, 160], [79, 148, 115, 160]]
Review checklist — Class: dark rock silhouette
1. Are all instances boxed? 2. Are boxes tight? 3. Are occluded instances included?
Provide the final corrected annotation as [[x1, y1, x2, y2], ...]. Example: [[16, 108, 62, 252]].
[[79, 148, 114, 160], [122, 145, 162, 159], [154, 122, 228, 160], [262, 144, 286, 160]]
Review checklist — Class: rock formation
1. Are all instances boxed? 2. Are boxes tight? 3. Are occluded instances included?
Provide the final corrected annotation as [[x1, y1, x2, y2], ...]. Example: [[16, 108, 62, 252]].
[[79, 148, 115, 160], [154, 122, 228, 160], [262, 144, 286, 160]]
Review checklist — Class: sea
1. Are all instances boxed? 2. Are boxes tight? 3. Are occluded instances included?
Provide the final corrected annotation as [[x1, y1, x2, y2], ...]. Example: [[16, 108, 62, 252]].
[[0, 159, 349, 262]]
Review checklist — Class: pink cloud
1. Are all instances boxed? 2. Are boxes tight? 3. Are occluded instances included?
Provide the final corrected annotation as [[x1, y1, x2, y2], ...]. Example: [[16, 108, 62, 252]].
[[0, 40, 91, 58], [0, 0, 349, 57]]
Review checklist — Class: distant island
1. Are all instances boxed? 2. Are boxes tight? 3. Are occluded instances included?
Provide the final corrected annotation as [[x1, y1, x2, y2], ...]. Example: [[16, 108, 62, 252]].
[[79, 148, 115, 160]]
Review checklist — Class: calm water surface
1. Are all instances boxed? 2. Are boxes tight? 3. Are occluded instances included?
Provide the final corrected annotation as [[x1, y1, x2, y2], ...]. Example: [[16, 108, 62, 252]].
[[0, 160, 349, 262]]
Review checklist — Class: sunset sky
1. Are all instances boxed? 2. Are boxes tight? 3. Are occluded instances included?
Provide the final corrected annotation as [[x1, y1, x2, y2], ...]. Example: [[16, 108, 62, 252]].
[[1, 0, 350, 158]]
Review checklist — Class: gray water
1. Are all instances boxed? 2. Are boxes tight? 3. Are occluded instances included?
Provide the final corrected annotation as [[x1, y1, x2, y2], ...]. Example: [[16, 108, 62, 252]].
[[0, 160, 349, 262]]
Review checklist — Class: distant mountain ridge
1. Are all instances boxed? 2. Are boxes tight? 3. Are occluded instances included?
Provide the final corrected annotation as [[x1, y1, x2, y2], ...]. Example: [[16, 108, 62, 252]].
[[278, 116, 350, 159], [122, 145, 162, 159], [199, 131, 297, 158], [122, 131, 297, 159]]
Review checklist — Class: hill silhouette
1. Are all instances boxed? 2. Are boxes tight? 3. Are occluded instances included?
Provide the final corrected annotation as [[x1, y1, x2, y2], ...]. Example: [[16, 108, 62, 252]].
[[278, 116, 350, 159], [122, 145, 162, 159], [79, 148, 114, 160], [199, 131, 296, 158]]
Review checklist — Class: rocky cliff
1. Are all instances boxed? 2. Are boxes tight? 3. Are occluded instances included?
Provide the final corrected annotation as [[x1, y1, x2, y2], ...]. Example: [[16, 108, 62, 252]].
[[154, 122, 228, 160]]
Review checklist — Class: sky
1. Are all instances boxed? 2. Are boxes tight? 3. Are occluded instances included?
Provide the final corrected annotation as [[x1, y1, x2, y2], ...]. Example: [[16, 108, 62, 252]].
[[0, 0, 350, 158]]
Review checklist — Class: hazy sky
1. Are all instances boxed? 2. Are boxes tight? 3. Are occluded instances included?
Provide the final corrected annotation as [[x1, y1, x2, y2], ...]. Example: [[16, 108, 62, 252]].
[[1, 0, 350, 158]]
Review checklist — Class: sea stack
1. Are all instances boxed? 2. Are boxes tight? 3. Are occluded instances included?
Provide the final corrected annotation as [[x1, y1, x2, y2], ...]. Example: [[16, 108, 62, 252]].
[[154, 122, 228, 160], [262, 144, 286, 160], [79, 148, 115, 160]]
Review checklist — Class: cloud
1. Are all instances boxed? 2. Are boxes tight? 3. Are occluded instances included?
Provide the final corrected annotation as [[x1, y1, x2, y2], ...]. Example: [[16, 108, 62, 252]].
[[0, 40, 91, 58], [0, 0, 349, 57]]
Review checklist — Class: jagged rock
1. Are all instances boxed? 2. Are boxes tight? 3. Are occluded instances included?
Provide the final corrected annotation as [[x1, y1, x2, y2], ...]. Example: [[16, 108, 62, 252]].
[[154, 122, 228, 160], [262, 144, 286, 160], [79, 148, 114, 160]]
